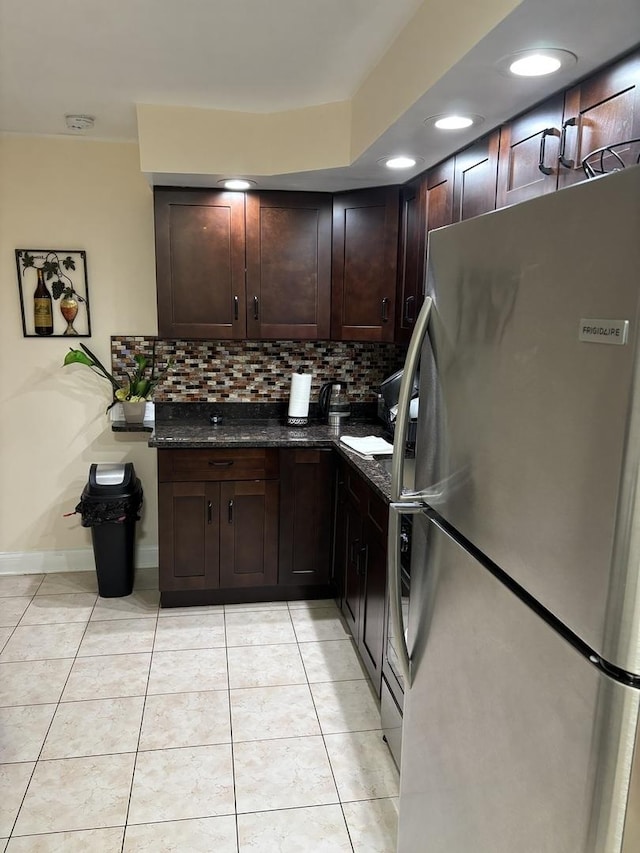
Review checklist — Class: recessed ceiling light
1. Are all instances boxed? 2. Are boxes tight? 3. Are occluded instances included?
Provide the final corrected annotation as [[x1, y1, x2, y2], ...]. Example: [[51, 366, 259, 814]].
[[498, 48, 577, 78], [222, 179, 252, 190], [510, 54, 561, 76], [423, 114, 484, 132], [385, 156, 417, 169], [434, 115, 474, 130]]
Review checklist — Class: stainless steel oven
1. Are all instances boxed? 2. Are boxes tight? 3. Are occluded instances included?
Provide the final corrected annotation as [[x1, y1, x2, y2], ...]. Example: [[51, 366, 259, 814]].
[[381, 512, 412, 769]]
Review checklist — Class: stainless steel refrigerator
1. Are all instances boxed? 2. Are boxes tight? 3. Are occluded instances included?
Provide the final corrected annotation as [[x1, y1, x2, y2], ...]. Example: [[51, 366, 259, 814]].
[[388, 165, 640, 853]]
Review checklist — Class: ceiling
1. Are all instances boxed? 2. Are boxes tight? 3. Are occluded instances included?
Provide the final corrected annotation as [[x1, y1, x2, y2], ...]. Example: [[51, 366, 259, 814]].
[[1, 0, 639, 191]]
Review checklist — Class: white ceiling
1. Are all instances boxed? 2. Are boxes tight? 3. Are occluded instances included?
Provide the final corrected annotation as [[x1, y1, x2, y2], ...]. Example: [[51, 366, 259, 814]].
[[1, 0, 639, 191], [0, 0, 422, 139]]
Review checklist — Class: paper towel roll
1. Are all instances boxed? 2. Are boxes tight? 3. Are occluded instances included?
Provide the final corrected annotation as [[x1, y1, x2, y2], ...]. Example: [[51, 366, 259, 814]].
[[288, 372, 312, 418]]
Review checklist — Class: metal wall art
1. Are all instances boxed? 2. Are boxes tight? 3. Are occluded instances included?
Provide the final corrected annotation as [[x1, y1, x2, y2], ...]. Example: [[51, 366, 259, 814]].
[[15, 249, 91, 338]]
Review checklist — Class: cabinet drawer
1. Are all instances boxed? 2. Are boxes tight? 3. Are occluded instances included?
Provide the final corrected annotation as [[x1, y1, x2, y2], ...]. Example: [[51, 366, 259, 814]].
[[158, 448, 279, 482]]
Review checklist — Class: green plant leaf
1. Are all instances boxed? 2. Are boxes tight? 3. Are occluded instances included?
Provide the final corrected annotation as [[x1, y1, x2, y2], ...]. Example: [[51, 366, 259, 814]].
[[21, 252, 35, 269], [133, 379, 151, 398], [134, 355, 148, 373], [63, 349, 94, 367], [62, 257, 76, 271]]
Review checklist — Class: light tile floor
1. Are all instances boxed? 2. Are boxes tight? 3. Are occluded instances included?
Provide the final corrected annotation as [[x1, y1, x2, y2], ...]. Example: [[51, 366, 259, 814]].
[[0, 569, 399, 852]]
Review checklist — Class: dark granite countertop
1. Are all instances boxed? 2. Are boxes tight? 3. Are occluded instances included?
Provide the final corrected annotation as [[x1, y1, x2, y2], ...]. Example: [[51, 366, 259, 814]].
[[148, 419, 397, 502]]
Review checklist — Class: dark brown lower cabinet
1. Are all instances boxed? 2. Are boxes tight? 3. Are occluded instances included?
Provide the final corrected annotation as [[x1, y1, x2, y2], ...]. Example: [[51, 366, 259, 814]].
[[278, 448, 334, 587], [335, 459, 389, 695], [158, 447, 335, 606], [219, 480, 279, 589], [158, 448, 279, 604], [158, 481, 220, 592]]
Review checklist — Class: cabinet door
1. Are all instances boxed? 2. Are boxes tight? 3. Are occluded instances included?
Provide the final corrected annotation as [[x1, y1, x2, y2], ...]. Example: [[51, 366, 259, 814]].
[[395, 178, 427, 344], [278, 449, 333, 587], [219, 480, 279, 588], [158, 481, 220, 592], [425, 158, 455, 234], [497, 95, 564, 208], [453, 130, 500, 222], [154, 189, 246, 339], [246, 192, 332, 340], [360, 513, 388, 695], [337, 495, 363, 640], [559, 49, 640, 188], [331, 186, 400, 342]]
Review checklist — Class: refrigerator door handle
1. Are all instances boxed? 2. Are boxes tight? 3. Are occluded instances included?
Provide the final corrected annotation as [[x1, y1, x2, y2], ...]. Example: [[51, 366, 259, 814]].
[[388, 501, 424, 687], [391, 296, 433, 503]]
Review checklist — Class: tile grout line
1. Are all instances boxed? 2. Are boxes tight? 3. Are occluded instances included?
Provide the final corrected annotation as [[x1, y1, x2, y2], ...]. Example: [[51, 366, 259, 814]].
[[120, 602, 160, 853], [222, 607, 241, 853]]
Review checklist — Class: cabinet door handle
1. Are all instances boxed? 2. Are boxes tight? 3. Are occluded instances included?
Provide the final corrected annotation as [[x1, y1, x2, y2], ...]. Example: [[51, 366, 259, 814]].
[[208, 460, 234, 468], [253, 296, 259, 320], [350, 538, 360, 565], [228, 499, 234, 524], [559, 116, 578, 169], [381, 297, 390, 322], [404, 295, 415, 324], [207, 501, 212, 525], [357, 543, 368, 576], [233, 295, 239, 320], [538, 127, 560, 175]]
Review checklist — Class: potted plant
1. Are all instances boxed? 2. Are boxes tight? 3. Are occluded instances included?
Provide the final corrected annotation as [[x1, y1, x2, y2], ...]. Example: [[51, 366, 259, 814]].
[[63, 341, 172, 423]]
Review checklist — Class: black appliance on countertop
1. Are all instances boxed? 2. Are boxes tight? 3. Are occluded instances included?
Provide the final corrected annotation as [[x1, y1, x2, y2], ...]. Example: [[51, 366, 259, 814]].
[[378, 369, 419, 449]]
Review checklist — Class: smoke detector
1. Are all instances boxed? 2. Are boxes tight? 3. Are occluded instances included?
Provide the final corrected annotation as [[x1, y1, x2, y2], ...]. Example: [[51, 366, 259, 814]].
[[65, 114, 95, 132]]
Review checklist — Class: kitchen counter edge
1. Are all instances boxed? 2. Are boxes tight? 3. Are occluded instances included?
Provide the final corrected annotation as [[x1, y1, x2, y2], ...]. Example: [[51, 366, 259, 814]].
[[149, 422, 394, 503]]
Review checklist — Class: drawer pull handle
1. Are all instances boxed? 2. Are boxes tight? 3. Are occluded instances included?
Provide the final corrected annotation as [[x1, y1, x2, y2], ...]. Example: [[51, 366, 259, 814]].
[[228, 500, 234, 524], [233, 295, 239, 320], [208, 460, 234, 468], [254, 296, 259, 320], [207, 501, 212, 524], [381, 297, 390, 322]]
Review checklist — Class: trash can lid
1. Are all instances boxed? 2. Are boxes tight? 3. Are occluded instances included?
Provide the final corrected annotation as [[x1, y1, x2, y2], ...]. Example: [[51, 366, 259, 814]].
[[95, 464, 127, 486], [86, 462, 137, 496]]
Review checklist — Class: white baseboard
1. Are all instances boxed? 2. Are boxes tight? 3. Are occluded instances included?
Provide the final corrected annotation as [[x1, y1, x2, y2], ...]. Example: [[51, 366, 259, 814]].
[[0, 546, 159, 576]]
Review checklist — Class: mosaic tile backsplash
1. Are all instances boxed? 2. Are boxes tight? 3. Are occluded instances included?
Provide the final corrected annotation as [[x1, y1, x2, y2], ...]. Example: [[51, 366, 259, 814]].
[[111, 337, 406, 403]]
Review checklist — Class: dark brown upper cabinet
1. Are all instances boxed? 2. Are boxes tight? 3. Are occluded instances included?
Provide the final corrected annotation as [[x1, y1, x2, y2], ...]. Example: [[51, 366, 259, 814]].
[[497, 94, 565, 208], [558, 49, 640, 188], [331, 186, 400, 342], [245, 192, 332, 340], [453, 130, 500, 222], [396, 178, 427, 344], [155, 189, 246, 339], [425, 158, 455, 234]]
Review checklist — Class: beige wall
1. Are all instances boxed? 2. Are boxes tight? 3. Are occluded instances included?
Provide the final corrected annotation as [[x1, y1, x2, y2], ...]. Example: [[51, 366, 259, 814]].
[[0, 136, 159, 568]]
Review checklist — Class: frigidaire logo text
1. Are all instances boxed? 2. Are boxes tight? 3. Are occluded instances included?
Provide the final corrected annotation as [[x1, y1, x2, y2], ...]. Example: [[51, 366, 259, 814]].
[[582, 325, 621, 337], [579, 319, 629, 346]]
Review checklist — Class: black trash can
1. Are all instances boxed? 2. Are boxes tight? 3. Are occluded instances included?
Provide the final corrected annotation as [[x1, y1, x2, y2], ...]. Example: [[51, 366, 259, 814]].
[[76, 463, 143, 597]]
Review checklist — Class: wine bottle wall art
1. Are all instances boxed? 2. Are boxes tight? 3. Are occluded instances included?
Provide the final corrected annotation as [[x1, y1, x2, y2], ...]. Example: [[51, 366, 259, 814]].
[[15, 249, 92, 338]]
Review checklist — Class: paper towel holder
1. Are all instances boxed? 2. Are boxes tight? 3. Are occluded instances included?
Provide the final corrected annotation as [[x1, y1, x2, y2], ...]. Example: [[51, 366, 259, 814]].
[[287, 415, 309, 427]]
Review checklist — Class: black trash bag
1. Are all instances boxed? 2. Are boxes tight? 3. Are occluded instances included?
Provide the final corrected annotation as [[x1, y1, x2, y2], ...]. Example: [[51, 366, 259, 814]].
[[74, 493, 143, 527]]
